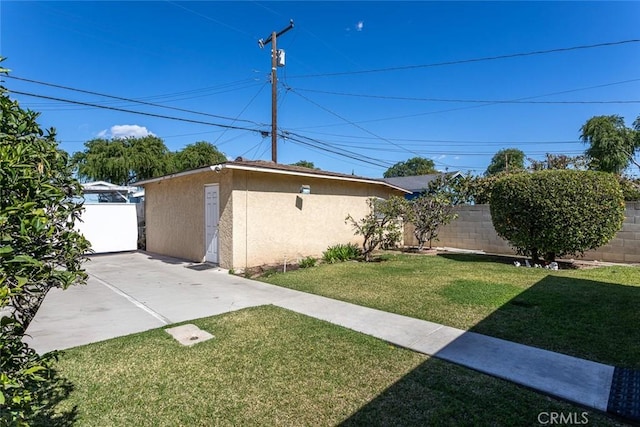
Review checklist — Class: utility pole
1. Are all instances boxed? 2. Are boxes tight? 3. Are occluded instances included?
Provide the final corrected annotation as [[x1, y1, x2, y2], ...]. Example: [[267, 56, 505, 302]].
[[258, 19, 294, 163]]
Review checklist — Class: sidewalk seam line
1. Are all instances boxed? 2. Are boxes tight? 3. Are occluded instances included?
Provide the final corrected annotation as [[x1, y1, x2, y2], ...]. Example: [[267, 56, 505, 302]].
[[89, 272, 172, 325], [405, 325, 445, 350]]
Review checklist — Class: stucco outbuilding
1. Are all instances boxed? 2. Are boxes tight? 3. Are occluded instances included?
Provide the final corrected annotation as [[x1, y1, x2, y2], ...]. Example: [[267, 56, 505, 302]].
[[134, 160, 408, 270]]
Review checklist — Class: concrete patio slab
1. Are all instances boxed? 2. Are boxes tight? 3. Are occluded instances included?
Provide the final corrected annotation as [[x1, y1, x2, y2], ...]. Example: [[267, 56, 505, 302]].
[[24, 276, 166, 353]]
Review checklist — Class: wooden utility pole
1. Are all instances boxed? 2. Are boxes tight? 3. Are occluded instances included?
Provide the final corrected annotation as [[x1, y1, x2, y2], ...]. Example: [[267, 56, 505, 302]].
[[270, 31, 277, 163], [258, 20, 294, 163]]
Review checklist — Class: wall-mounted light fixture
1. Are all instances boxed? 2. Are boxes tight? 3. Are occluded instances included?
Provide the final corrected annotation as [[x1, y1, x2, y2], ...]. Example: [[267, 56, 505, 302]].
[[299, 185, 310, 194]]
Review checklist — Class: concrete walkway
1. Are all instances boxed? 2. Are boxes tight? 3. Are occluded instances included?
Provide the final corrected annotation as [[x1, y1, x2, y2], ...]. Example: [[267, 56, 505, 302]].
[[26, 252, 616, 414]]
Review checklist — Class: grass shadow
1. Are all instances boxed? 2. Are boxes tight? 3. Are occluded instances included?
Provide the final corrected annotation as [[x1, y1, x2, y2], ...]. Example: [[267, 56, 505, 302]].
[[339, 354, 618, 426], [467, 275, 640, 368], [438, 252, 518, 265], [30, 366, 78, 427], [438, 252, 581, 269], [342, 269, 640, 424]]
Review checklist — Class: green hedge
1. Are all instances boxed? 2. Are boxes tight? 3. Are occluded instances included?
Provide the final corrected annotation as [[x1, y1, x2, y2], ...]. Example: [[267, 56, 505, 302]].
[[490, 170, 625, 262]]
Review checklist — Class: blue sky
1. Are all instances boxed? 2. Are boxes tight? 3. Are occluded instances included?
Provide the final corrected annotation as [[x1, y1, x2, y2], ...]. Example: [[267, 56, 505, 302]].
[[2, 1, 639, 178]]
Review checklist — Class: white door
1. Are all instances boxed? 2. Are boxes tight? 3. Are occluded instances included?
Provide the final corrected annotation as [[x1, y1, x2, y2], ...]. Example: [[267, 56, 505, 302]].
[[204, 185, 219, 263]]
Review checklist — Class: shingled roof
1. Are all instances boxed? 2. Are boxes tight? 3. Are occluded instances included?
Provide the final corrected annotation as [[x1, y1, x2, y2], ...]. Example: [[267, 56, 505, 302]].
[[134, 159, 410, 193]]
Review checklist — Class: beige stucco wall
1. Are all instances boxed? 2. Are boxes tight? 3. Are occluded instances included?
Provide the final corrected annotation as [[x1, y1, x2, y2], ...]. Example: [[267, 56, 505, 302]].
[[230, 170, 404, 269], [144, 167, 404, 269], [144, 169, 233, 266]]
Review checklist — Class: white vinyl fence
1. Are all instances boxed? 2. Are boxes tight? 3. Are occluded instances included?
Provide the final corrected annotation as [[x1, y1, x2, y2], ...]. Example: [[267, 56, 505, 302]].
[[76, 204, 138, 253]]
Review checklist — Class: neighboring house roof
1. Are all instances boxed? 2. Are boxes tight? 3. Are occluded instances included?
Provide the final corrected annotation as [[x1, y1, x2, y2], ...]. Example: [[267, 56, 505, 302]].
[[382, 171, 461, 193], [81, 181, 138, 194], [133, 160, 411, 194]]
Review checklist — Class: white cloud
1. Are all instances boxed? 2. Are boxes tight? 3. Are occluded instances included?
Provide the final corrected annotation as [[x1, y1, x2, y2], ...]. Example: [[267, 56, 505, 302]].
[[97, 124, 155, 139], [454, 156, 460, 160], [356, 21, 364, 31], [437, 154, 447, 160]]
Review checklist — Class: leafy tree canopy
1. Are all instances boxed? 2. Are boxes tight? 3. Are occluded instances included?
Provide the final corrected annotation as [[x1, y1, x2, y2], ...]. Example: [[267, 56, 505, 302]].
[[72, 138, 228, 184], [173, 141, 226, 172], [73, 136, 170, 185], [290, 160, 317, 169], [580, 114, 640, 174], [383, 157, 437, 178], [485, 148, 525, 176], [528, 153, 587, 171]]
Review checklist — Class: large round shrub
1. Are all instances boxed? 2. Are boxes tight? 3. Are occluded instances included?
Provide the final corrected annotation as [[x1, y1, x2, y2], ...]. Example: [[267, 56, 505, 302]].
[[490, 170, 624, 262]]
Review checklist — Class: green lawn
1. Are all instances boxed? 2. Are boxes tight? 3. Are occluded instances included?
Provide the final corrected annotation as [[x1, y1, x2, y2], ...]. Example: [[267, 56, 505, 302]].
[[50, 306, 622, 426], [261, 253, 640, 368]]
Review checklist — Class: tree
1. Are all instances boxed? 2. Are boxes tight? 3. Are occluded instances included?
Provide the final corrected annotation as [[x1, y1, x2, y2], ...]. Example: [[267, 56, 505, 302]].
[[73, 135, 171, 185], [1, 61, 89, 424], [485, 148, 525, 176], [490, 170, 624, 263], [290, 160, 317, 169], [383, 157, 437, 178], [403, 194, 457, 250], [580, 115, 640, 173], [426, 172, 503, 205], [346, 197, 405, 261], [173, 141, 226, 171], [528, 153, 587, 171]]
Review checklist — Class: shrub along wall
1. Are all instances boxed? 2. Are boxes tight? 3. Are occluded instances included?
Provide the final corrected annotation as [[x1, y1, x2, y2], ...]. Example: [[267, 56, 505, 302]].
[[404, 202, 640, 263]]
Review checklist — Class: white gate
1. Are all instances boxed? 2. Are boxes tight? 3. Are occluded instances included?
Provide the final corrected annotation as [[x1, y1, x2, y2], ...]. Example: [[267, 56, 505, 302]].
[[76, 204, 138, 253]]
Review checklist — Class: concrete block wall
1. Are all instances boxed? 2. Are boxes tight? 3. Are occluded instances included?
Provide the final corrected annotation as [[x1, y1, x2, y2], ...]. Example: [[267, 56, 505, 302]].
[[583, 202, 640, 263], [404, 202, 640, 264]]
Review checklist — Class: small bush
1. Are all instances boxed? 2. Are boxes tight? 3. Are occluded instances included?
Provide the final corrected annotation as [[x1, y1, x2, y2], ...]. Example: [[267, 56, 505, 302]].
[[322, 243, 362, 263], [299, 256, 317, 268], [346, 197, 405, 261]]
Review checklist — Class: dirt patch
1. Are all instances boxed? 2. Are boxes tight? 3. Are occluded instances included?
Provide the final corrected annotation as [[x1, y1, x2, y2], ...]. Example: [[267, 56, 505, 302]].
[[237, 262, 302, 279]]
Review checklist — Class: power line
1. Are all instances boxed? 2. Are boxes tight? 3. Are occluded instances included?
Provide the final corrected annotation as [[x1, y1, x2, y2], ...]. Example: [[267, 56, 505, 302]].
[[291, 88, 640, 104], [164, 0, 254, 38], [20, 80, 262, 111], [284, 131, 395, 167], [18, 78, 260, 107], [283, 132, 393, 169], [322, 142, 581, 154], [9, 89, 265, 133], [6, 75, 265, 126], [325, 145, 587, 156], [289, 77, 640, 129], [288, 39, 640, 79], [290, 129, 583, 145], [285, 85, 455, 168], [285, 136, 389, 170], [214, 83, 268, 145]]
